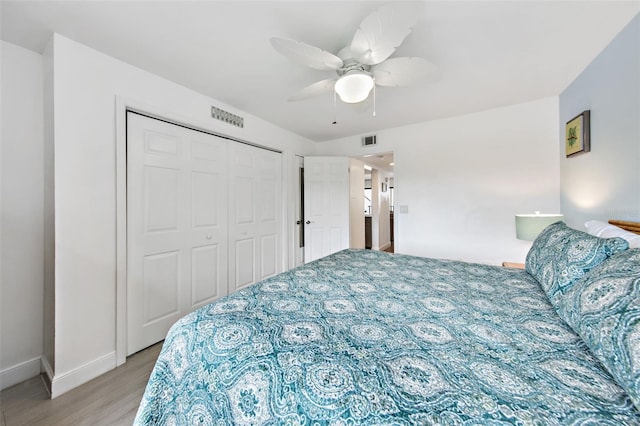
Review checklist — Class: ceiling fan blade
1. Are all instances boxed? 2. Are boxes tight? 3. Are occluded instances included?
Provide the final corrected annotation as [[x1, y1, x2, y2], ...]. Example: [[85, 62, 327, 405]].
[[271, 37, 343, 71], [288, 79, 337, 101], [372, 57, 437, 87], [350, 3, 424, 66]]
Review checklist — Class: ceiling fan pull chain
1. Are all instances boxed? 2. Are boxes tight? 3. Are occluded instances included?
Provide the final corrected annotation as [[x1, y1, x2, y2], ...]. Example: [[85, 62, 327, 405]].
[[373, 80, 377, 117], [332, 90, 338, 124]]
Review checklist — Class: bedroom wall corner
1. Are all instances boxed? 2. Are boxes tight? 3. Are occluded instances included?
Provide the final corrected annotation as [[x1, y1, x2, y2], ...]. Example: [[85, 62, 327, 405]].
[[560, 14, 640, 229], [0, 41, 45, 390], [42, 35, 56, 383]]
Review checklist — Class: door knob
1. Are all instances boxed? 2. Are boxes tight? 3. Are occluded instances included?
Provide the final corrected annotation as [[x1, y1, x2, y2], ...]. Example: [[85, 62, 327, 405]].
[[305, 220, 312, 224], [296, 220, 301, 225]]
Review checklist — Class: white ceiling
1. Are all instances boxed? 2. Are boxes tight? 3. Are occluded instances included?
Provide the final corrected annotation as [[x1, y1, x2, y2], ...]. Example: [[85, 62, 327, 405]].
[[2, 1, 638, 142]]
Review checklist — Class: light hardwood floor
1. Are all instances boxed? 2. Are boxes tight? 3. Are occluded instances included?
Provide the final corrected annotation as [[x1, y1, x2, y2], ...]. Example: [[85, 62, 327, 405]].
[[0, 343, 162, 426]]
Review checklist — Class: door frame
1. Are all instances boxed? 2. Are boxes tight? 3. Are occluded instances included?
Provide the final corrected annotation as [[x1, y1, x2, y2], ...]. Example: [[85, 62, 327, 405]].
[[348, 151, 397, 253], [115, 96, 288, 366], [293, 155, 305, 266]]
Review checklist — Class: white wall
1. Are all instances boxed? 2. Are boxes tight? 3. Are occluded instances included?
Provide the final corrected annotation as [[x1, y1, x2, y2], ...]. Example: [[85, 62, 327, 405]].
[[46, 33, 317, 396], [349, 159, 365, 249], [317, 97, 561, 265], [0, 41, 44, 390], [560, 15, 640, 228]]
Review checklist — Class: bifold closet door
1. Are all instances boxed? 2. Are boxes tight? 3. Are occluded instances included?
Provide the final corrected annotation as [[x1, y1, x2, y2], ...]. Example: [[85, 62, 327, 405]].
[[228, 143, 283, 291], [127, 112, 229, 355]]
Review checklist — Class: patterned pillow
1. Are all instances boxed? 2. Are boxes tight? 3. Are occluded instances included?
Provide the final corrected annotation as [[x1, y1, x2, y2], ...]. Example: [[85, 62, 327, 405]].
[[554, 249, 640, 410], [525, 221, 629, 303]]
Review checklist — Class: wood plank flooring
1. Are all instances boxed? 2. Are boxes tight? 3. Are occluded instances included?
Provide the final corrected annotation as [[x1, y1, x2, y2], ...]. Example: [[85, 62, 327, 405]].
[[0, 343, 162, 426]]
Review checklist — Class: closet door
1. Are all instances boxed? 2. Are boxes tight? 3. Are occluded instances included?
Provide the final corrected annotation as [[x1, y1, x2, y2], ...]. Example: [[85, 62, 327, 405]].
[[127, 113, 228, 355], [228, 143, 283, 291]]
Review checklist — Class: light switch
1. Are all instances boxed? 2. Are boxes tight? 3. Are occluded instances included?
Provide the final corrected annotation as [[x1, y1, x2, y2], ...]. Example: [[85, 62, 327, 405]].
[[399, 205, 409, 214]]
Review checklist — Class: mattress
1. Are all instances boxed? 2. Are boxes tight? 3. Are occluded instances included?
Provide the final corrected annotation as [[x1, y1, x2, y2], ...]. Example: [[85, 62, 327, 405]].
[[134, 249, 640, 425]]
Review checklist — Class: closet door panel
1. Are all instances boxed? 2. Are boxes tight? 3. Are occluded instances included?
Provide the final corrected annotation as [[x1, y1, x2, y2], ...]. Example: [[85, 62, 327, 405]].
[[191, 244, 221, 306], [228, 144, 282, 291], [127, 112, 228, 355]]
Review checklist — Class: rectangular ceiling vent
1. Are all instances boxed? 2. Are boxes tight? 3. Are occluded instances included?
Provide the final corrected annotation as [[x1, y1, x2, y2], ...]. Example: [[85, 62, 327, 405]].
[[362, 134, 377, 147], [211, 106, 244, 128]]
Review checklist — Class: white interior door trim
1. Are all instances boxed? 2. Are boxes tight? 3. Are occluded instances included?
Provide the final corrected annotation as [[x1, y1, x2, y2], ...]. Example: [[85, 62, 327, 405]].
[[115, 96, 287, 366]]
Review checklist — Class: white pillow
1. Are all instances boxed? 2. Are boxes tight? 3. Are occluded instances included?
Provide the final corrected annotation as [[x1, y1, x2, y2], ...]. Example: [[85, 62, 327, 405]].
[[585, 220, 640, 248]]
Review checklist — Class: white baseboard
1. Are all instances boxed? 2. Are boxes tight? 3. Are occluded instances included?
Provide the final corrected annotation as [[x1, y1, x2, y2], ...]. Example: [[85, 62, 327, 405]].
[[50, 351, 116, 398], [0, 356, 42, 391], [41, 356, 54, 396]]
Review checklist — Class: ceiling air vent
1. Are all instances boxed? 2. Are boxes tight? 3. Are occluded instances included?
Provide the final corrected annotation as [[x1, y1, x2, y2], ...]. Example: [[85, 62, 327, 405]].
[[211, 106, 244, 128], [362, 135, 377, 147]]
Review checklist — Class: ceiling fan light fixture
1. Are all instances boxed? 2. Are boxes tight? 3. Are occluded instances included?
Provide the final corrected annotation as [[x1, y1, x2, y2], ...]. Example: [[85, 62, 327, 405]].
[[334, 71, 374, 103]]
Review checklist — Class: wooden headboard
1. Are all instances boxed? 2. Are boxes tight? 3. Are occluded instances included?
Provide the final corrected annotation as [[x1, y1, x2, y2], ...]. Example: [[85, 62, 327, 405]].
[[609, 220, 640, 235]]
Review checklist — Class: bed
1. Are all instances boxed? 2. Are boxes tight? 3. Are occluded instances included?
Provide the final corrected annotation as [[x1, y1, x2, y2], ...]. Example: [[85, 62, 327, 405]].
[[135, 221, 640, 425]]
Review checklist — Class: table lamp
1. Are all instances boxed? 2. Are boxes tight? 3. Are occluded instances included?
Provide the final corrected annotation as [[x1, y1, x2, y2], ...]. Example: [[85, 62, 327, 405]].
[[515, 211, 564, 241]]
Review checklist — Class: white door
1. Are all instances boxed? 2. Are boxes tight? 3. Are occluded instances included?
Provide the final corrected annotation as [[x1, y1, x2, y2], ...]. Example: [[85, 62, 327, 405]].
[[294, 155, 305, 267], [228, 143, 283, 291], [304, 156, 350, 262], [127, 112, 228, 355]]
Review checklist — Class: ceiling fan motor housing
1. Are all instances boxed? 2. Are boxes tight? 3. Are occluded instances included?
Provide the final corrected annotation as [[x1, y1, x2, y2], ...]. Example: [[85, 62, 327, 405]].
[[336, 47, 371, 76]]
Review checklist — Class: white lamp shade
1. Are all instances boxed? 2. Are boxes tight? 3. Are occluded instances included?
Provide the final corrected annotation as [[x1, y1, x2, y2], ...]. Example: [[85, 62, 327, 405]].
[[515, 213, 564, 241], [334, 72, 374, 103]]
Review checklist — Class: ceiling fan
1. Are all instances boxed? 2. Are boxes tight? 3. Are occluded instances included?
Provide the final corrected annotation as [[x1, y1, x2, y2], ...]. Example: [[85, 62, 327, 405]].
[[270, 3, 435, 105]]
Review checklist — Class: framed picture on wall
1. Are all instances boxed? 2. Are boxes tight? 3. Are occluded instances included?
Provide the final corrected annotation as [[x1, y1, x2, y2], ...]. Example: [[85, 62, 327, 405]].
[[565, 110, 590, 157]]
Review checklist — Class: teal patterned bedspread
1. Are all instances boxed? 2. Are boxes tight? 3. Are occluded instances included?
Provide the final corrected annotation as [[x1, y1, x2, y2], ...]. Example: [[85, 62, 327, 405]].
[[134, 249, 640, 425]]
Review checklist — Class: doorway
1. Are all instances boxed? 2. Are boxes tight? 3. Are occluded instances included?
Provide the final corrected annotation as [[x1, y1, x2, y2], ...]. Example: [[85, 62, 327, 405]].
[[349, 152, 394, 253]]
